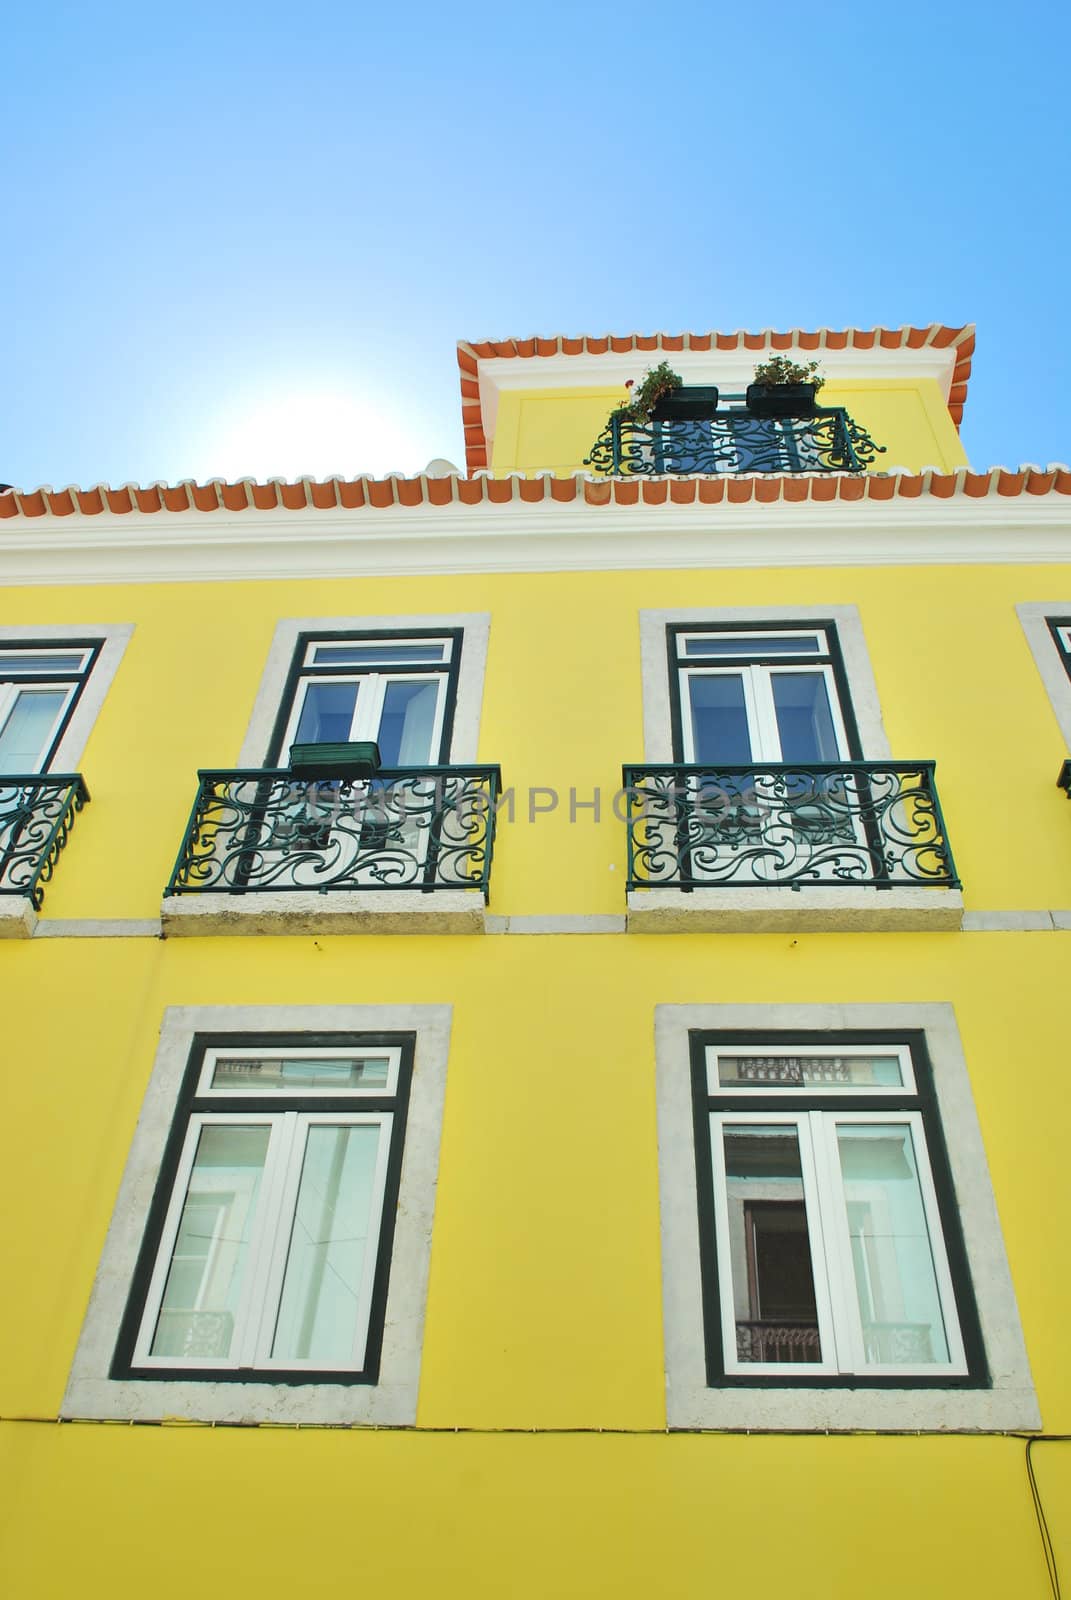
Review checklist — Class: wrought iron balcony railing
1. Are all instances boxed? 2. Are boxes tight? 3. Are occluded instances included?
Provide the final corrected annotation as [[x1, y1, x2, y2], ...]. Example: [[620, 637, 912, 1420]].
[[622, 763, 959, 891], [166, 766, 502, 900], [585, 402, 885, 476], [0, 774, 89, 908]]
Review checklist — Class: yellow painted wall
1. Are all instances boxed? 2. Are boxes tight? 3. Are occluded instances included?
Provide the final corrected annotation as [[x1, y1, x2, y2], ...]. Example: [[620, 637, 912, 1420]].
[[492, 376, 968, 475], [2, 557, 1070, 1595], [8, 563, 1071, 923], [1, 930, 1071, 1593]]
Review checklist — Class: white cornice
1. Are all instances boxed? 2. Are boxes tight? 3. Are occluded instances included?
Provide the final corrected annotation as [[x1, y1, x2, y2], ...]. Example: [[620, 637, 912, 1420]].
[[0, 494, 1069, 585], [477, 346, 960, 447]]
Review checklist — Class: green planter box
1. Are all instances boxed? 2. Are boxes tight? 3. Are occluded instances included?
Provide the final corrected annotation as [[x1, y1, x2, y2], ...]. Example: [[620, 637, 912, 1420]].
[[288, 741, 382, 779]]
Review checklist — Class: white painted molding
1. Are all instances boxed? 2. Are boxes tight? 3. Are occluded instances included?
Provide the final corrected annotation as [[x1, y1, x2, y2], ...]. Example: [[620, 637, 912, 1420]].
[[655, 1002, 1040, 1432], [1, 497, 1070, 585]]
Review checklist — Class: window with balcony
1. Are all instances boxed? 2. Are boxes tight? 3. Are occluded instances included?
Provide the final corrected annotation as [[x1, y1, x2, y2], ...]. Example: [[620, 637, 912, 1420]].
[[0, 627, 132, 929], [625, 610, 962, 930], [161, 614, 498, 934], [64, 1003, 451, 1425], [654, 1003, 1039, 1431], [583, 390, 884, 477]]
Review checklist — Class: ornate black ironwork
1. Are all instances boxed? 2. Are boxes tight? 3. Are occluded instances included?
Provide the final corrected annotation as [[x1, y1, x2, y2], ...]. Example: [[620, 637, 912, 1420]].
[[622, 763, 958, 891], [736, 1321, 821, 1363], [584, 403, 885, 476], [0, 774, 90, 908], [166, 766, 502, 900]]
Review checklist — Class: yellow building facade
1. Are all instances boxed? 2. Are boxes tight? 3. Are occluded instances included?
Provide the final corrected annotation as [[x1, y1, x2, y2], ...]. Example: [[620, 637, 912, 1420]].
[[2, 325, 1071, 1595]]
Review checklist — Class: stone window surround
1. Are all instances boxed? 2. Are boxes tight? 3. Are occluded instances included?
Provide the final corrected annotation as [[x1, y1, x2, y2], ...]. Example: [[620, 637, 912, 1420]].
[[63, 1003, 451, 1426], [655, 1001, 1040, 1432], [630, 606, 963, 933], [1016, 602, 1071, 750], [0, 621, 134, 771], [161, 613, 492, 936], [237, 611, 491, 767]]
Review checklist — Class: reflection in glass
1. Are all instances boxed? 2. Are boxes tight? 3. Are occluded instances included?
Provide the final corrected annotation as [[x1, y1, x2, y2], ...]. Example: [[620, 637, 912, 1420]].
[[837, 1124, 949, 1365], [722, 1126, 821, 1363], [716, 1054, 903, 1090], [0, 689, 67, 773], [151, 1125, 270, 1359], [272, 1124, 381, 1364], [683, 635, 821, 658], [378, 679, 439, 765], [688, 675, 752, 763], [771, 673, 839, 763], [294, 681, 359, 745], [311, 644, 445, 666], [210, 1056, 390, 1092]]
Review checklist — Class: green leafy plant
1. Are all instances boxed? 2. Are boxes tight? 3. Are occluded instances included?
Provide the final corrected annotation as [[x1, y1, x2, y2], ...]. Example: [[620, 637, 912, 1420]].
[[614, 360, 683, 422], [751, 355, 825, 393]]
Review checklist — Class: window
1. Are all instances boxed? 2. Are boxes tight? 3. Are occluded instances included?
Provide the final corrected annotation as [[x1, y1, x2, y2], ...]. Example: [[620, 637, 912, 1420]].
[[115, 1036, 411, 1381], [269, 632, 460, 767], [64, 1004, 450, 1424], [237, 613, 490, 771], [699, 1036, 974, 1380], [667, 624, 859, 765], [0, 625, 132, 775], [1016, 603, 1071, 751], [655, 1004, 1039, 1430], [0, 643, 103, 774]]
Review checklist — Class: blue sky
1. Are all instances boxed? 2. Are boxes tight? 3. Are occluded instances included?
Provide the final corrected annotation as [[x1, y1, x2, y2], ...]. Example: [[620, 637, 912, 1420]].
[[3, 0, 1068, 487]]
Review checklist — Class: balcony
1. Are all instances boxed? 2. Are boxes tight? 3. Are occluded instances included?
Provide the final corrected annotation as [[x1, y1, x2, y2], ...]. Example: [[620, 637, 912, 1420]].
[[584, 397, 885, 476], [0, 774, 89, 937], [622, 762, 962, 932], [161, 764, 502, 936]]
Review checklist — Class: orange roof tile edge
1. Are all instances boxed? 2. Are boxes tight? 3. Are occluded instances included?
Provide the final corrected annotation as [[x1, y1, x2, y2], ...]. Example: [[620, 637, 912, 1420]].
[[1, 463, 1069, 521], [456, 324, 975, 473]]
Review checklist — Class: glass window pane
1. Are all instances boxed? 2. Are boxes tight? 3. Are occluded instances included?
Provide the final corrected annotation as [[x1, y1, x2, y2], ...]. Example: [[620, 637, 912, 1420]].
[[210, 1056, 391, 1091], [0, 652, 87, 674], [293, 681, 359, 745], [151, 1125, 271, 1360], [311, 643, 445, 665], [683, 635, 822, 658], [687, 674, 752, 764], [0, 688, 67, 773], [377, 679, 439, 766], [771, 673, 840, 763], [271, 1123, 382, 1364], [836, 1124, 950, 1366], [715, 1053, 904, 1090], [721, 1126, 822, 1364]]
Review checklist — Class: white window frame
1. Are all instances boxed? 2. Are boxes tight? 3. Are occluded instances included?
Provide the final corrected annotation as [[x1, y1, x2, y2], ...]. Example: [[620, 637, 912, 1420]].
[[63, 1004, 451, 1425], [655, 1002, 1040, 1431], [709, 1103, 967, 1380], [133, 1106, 394, 1374], [238, 613, 490, 768], [281, 668, 450, 768], [678, 662, 851, 764]]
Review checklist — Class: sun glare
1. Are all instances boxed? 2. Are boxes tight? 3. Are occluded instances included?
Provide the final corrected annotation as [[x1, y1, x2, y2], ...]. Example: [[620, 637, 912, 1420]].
[[201, 387, 428, 482]]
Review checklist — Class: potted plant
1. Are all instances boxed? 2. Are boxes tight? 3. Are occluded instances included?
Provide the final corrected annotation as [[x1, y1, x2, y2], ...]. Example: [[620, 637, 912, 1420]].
[[288, 740, 382, 779], [746, 356, 824, 419], [615, 361, 720, 424]]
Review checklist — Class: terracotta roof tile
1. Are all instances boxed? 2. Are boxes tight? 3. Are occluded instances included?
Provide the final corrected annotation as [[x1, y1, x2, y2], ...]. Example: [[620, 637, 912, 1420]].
[[1, 462, 1069, 527], [456, 324, 976, 473]]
